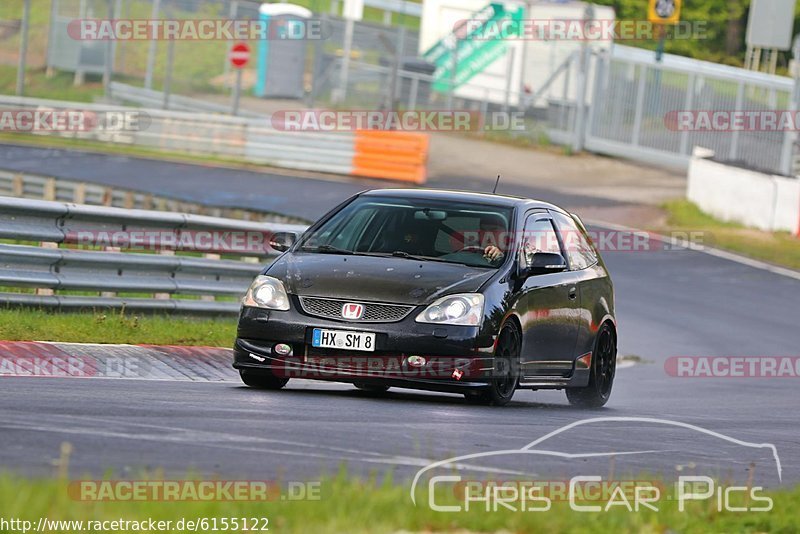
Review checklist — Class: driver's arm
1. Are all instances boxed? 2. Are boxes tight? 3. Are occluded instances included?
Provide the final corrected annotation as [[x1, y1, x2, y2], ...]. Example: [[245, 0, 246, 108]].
[[484, 245, 505, 264]]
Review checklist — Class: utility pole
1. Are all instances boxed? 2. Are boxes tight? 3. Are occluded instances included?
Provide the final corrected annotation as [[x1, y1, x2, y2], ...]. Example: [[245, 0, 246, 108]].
[[144, 0, 162, 90], [16, 0, 32, 96], [103, 0, 115, 98]]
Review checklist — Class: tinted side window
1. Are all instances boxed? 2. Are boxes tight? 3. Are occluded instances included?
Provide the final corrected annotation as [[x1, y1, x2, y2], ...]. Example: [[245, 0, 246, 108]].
[[550, 211, 597, 270], [520, 215, 561, 267]]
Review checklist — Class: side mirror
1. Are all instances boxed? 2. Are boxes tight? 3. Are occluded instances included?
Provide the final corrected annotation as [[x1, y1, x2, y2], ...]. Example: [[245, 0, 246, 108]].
[[520, 252, 568, 277], [269, 232, 297, 253]]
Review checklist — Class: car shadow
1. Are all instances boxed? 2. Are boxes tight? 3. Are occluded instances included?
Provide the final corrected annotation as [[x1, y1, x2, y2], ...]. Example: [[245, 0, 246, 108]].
[[233, 383, 613, 411]]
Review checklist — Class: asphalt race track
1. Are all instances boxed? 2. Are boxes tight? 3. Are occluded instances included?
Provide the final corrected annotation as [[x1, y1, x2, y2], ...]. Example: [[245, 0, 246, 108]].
[[1, 146, 798, 490], [0, 145, 622, 221]]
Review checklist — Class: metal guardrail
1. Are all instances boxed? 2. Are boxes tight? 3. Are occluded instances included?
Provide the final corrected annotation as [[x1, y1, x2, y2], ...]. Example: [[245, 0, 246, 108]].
[[0, 197, 309, 314], [109, 82, 263, 118]]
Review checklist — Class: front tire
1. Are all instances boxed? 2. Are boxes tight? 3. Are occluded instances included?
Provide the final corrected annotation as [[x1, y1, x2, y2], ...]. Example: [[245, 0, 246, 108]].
[[464, 323, 520, 406], [566, 323, 616, 408], [239, 369, 288, 390]]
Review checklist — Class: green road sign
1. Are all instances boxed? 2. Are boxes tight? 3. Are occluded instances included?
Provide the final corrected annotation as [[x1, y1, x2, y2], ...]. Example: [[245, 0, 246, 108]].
[[423, 2, 525, 92]]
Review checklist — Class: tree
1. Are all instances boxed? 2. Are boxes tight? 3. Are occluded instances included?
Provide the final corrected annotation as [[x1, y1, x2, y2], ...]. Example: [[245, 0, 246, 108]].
[[591, 0, 754, 65]]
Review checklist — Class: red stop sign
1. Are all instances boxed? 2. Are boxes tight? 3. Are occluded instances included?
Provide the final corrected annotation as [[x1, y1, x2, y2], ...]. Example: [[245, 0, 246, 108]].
[[229, 42, 250, 68]]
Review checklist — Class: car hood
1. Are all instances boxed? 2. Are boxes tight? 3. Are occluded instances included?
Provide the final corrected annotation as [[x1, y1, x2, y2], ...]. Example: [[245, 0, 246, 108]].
[[267, 252, 496, 305]]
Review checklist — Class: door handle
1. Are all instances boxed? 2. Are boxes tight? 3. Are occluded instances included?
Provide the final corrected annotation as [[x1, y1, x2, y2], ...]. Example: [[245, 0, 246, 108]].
[[568, 287, 578, 300]]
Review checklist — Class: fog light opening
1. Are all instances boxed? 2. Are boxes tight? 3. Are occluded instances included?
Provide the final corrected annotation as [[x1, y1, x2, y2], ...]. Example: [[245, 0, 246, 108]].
[[274, 343, 293, 356], [407, 355, 426, 368]]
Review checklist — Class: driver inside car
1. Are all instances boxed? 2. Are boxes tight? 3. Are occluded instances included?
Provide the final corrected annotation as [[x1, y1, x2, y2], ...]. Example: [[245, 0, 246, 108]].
[[478, 214, 507, 265]]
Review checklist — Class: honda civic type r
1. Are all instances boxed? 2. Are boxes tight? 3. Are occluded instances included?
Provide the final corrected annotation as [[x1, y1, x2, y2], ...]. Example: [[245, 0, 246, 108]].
[[233, 189, 617, 406]]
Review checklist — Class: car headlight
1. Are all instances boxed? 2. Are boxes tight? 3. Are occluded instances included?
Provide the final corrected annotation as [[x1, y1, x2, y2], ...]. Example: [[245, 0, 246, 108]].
[[415, 293, 484, 326], [242, 275, 290, 311]]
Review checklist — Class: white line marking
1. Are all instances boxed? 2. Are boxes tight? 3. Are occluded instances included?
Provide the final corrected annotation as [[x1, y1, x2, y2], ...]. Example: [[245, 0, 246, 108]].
[[588, 219, 800, 282]]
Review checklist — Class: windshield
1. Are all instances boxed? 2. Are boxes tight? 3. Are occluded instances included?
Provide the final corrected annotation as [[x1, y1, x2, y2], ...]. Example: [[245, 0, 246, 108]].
[[296, 196, 514, 268]]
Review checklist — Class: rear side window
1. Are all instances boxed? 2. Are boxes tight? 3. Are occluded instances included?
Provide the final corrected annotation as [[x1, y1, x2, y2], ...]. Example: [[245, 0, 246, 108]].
[[520, 215, 561, 267], [549, 211, 598, 270]]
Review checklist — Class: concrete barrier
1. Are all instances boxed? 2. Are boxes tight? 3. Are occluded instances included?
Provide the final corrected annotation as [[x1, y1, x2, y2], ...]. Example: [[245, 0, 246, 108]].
[[0, 95, 429, 185], [687, 147, 800, 235], [352, 130, 429, 184]]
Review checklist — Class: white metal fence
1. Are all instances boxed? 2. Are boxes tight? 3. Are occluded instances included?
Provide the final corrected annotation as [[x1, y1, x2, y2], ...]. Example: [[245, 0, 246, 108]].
[[319, 43, 800, 176], [585, 46, 797, 175]]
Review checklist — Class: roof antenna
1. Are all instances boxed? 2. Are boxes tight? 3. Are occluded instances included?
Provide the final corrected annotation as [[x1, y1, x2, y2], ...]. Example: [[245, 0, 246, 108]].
[[492, 174, 501, 194]]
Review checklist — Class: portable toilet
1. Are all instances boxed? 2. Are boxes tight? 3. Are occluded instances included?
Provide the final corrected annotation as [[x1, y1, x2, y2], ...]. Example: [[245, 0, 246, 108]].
[[255, 3, 313, 99]]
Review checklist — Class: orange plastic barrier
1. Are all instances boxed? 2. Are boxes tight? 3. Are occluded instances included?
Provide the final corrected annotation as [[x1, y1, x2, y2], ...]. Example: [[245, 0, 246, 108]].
[[352, 130, 429, 184]]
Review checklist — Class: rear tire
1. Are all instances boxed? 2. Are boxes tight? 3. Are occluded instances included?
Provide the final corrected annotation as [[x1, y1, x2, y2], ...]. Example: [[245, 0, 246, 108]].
[[566, 323, 616, 408], [239, 369, 288, 390], [353, 382, 390, 393], [464, 323, 520, 407]]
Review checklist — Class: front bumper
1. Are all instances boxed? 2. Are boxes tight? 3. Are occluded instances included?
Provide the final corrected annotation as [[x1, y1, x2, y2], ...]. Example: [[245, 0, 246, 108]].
[[233, 301, 497, 390]]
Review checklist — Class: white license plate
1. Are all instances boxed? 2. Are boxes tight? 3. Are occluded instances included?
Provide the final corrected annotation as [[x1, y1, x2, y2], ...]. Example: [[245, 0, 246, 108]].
[[312, 328, 376, 352]]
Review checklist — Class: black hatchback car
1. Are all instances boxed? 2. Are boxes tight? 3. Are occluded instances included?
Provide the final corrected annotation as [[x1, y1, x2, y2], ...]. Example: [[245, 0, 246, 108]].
[[233, 189, 616, 406]]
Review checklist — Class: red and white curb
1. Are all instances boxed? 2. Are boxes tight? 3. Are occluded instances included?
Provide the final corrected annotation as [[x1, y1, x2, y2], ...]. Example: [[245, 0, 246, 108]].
[[0, 340, 640, 381], [0, 341, 235, 381]]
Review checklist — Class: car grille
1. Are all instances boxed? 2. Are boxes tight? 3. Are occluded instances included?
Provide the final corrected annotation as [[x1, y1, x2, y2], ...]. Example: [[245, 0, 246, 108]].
[[298, 297, 415, 323]]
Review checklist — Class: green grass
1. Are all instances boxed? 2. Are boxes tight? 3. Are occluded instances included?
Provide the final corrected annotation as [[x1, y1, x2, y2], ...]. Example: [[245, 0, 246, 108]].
[[659, 200, 800, 271], [0, 471, 798, 533], [0, 308, 236, 346], [0, 65, 106, 102]]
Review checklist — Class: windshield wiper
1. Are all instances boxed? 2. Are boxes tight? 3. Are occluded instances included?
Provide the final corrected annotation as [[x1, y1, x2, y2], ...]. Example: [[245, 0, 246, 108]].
[[388, 251, 495, 268], [387, 251, 453, 263], [301, 244, 354, 255]]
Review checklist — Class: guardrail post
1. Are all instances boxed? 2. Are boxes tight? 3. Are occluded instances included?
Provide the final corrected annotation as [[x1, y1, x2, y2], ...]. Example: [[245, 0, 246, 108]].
[[154, 249, 175, 300], [35, 242, 58, 296], [100, 246, 120, 298], [201, 253, 221, 302], [73, 183, 86, 204], [12, 174, 23, 197], [43, 178, 56, 201]]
